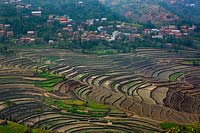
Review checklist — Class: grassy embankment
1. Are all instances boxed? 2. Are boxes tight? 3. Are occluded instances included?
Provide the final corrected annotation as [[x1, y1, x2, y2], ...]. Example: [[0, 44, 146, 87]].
[[160, 122, 200, 133], [169, 72, 184, 82], [33, 70, 64, 91], [0, 120, 55, 133], [45, 98, 115, 117]]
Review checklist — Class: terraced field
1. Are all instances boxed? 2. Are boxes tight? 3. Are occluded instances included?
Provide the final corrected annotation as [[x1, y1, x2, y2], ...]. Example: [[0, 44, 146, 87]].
[[0, 48, 200, 132]]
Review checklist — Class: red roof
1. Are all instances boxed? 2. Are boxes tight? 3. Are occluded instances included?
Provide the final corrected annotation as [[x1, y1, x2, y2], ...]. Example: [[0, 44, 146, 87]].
[[165, 30, 171, 33], [59, 17, 67, 21]]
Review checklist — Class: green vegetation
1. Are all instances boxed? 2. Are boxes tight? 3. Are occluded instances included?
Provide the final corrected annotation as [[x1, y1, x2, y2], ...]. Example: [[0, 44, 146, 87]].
[[45, 98, 111, 117], [86, 101, 109, 110], [96, 49, 118, 55], [180, 58, 200, 66], [132, 23, 143, 28], [169, 72, 184, 82], [44, 56, 60, 61], [181, 61, 193, 65], [160, 122, 180, 129], [35, 77, 63, 91], [0, 46, 14, 55], [23, 0, 124, 22], [184, 58, 200, 61], [32, 68, 43, 74], [160, 122, 200, 133], [12, 45, 53, 49], [33, 71, 64, 91], [0, 120, 53, 133], [74, 73, 86, 80], [35, 71, 58, 78]]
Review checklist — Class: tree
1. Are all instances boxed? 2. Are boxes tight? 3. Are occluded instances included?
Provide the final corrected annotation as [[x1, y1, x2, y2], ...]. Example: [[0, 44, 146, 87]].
[[144, 21, 155, 29]]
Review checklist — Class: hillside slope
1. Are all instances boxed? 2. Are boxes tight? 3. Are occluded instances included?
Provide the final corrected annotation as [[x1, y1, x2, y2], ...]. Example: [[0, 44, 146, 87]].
[[99, 0, 179, 25], [100, 0, 200, 25], [158, 0, 200, 23], [22, 0, 125, 22]]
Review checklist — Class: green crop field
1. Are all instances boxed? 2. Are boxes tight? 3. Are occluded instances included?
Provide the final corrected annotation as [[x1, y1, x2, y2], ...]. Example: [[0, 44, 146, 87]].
[[169, 72, 184, 82], [0, 120, 53, 133]]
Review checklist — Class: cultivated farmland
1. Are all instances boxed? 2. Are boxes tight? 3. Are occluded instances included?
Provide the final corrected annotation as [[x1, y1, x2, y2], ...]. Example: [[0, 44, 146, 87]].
[[0, 48, 200, 132]]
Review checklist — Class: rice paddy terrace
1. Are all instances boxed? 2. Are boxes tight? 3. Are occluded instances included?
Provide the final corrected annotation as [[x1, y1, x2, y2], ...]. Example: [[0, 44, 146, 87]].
[[0, 48, 200, 132]]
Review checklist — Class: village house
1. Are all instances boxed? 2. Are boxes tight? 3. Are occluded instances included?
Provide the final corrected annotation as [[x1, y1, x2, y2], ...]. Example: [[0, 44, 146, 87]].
[[4, 24, 11, 30], [27, 31, 35, 37], [151, 29, 159, 34], [25, 4, 31, 9], [144, 29, 152, 35], [159, 27, 166, 35], [9, 0, 21, 3], [32, 11, 42, 16], [168, 25, 176, 30], [129, 34, 141, 41], [181, 25, 188, 33], [97, 26, 104, 32], [77, 26, 84, 31], [16, 4, 25, 9], [112, 31, 123, 40], [165, 43, 173, 47], [6, 31, 13, 37], [97, 26, 107, 34], [47, 15, 56, 23], [59, 17, 68, 24], [101, 18, 107, 21], [20, 37, 32, 43], [152, 34, 163, 39], [0, 24, 4, 30], [143, 23, 194, 39], [63, 27, 73, 32], [165, 29, 171, 34], [95, 19, 100, 22], [48, 15, 55, 20], [0, 30, 5, 37], [57, 33, 62, 37], [186, 3, 196, 7], [107, 25, 114, 30], [188, 25, 196, 33], [77, 1, 83, 6], [86, 19, 94, 26], [81, 31, 99, 41], [174, 32, 182, 38], [63, 24, 73, 31], [48, 40, 54, 45], [116, 25, 121, 29]]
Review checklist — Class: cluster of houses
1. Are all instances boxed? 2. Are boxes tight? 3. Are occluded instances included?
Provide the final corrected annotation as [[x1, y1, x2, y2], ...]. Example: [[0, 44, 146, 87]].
[[0, 18, 197, 45], [60, 19, 197, 44], [0, 0, 198, 46], [165, 0, 196, 7], [0, 24, 13, 38], [1, 0, 22, 4], [47, 15, 73, 24], [19, 31, 36, 43], [144, 25, 196, 39], [55, 18, 142, 43]]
